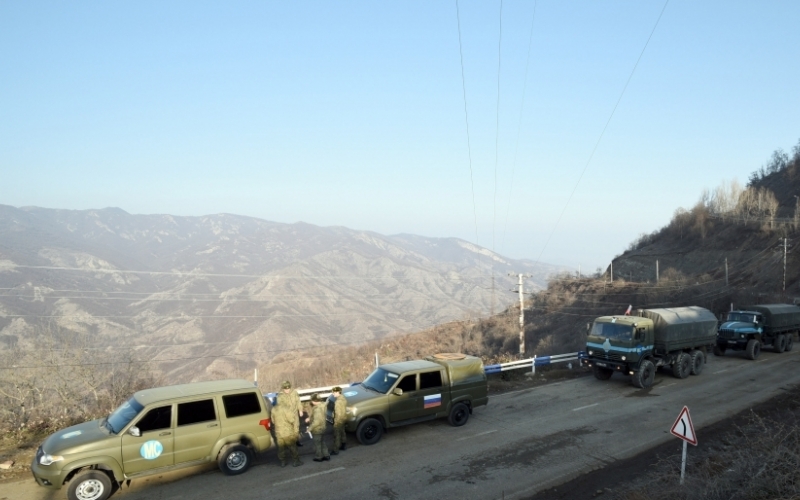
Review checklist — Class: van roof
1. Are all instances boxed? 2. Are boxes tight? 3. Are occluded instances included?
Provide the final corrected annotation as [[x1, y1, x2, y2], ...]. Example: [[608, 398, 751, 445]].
[[133, 379, 257, 406]]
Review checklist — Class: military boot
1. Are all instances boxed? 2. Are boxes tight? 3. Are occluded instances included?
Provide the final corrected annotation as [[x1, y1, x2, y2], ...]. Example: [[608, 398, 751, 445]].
[[293, 459, 303, 467]]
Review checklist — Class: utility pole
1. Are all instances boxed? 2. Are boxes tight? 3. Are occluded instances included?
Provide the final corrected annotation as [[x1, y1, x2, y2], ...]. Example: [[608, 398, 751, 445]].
[[610, 262, 613, 282], [656, 260, 659, 284], [784, 237, 788, 291], [725, 258, 729, 286], [491, 275, 496, 316], [518, 274, 525, 355]]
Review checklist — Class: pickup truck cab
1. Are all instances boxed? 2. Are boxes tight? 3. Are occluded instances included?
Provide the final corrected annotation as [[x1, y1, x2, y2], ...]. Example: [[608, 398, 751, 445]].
[[343, 353, 488, 445]]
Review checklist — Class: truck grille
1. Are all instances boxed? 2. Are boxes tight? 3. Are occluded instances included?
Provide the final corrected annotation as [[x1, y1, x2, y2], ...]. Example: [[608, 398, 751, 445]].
[[718, 329, 735, 339], [591, 351, 625, 362]]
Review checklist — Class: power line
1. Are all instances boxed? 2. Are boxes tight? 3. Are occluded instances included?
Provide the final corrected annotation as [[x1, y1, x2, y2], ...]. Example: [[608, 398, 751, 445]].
[[533, 0, 671, 265], [455, 0, 480, 247]]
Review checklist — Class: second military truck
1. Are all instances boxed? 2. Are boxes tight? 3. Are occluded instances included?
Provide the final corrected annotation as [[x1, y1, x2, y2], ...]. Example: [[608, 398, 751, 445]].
[[715, 303, 800, 359], [343, 353, 488, 445], [582, 306, 718, 389]]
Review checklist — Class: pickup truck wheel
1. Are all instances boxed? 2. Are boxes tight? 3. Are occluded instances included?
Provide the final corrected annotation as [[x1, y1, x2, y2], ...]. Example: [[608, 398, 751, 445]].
[[712, 344, 726, 356], [689, 350, 705, 375], [746, 339, 761, 360], [592, 366, 614, 380], [67, 469, 112, 500], [672, 353, 691, 379], [775, 334, 787, 353], [217, 444, 253, 476], [632, 360, 655, 389], [356, 418, 383, 445], [448, 403, 470, 427], [787, 335, 795, 352]]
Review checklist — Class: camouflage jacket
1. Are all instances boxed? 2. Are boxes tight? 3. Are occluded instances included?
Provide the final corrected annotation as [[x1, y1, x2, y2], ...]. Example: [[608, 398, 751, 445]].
[[272, 403, 299, 438], [308, 403, 328, 434], [277, 389, 302, 416], [333, 395, 347, 425]]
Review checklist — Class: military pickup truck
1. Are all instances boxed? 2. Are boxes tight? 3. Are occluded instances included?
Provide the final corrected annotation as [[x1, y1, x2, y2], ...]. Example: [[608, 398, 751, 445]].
[[343, 353, 488, 445], [581, 306, 718, 389], [715, 303, 800, 359]]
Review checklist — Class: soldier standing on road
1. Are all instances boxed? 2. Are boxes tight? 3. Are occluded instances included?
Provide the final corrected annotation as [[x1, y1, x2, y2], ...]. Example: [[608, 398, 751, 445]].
[[330, 386, 347, 454], [272, 402, 303, 467], [306, 393, 330, 462], [277, 381, 304, 447]]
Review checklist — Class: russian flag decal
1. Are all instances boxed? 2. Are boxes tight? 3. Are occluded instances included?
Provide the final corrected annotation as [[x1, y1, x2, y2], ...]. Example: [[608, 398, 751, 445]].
[[424, 394, 442, 409]]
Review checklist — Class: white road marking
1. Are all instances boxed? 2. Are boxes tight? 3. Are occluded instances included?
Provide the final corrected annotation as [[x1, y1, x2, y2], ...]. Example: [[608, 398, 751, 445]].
[[713, 369, 730, 374], [272, 467, 345, 486], [456, 429, 498, 441], [571, 403, 599, 412], [661, 383, 677, 389]]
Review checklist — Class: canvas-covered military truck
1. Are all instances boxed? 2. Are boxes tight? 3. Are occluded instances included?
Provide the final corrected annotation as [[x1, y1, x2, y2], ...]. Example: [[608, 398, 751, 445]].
[[343, 353, 488, 445], [715, 303, 800, 360], [581, 306, 718, 389]]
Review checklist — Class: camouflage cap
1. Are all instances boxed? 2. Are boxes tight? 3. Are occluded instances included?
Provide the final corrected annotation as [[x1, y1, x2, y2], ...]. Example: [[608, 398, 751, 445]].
[[310, 393, 321, 402], [331, 386, 342, 393], [281, 380, 292, 389]]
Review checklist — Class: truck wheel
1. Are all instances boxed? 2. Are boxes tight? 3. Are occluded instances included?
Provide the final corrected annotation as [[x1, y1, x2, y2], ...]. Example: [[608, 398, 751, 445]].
[[672, 353, 691, 379], [592, 366, 613, 380], [218, 444, 253, 476], [356, 417, 383, 445], [632, 360, 655, 389], [775, 334, 787, 353], [689, 350, 705, 375], [67, 469, 113, 500], [712, 344, 726, 356], [746, 339, 761, 360], [787, 335, 795, 352], [448, 402, 470, 427]]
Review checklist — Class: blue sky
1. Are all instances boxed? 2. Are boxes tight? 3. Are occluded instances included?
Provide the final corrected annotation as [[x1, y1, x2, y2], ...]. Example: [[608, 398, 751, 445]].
[[2, 1, 799, 270]]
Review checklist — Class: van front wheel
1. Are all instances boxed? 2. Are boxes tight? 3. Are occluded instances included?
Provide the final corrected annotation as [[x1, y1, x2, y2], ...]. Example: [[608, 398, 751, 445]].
[[356, 418, 383, 445], [67, 470, 112, 500]]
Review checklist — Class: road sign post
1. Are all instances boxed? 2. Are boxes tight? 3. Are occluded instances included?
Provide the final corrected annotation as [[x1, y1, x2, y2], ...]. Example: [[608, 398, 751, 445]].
[[670, 406, 697, 485]]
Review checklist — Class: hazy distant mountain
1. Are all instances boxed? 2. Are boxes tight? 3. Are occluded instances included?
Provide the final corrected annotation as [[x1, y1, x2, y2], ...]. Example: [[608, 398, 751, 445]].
[[0, 205, 566, 380]]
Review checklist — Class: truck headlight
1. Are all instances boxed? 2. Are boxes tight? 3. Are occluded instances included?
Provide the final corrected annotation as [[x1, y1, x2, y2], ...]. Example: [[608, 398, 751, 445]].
[[588, 350, 594, 356], [621, 356, 627, 361], [39, 454, 64, 466]]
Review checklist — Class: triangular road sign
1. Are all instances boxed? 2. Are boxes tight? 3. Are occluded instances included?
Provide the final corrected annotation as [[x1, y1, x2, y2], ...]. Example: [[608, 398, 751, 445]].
[[670, 406, 697, 446]]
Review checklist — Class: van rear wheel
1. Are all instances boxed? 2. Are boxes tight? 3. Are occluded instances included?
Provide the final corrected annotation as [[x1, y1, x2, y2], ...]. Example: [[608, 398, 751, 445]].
[[448, 403, 470, 427], [218, 444, 253, 476]]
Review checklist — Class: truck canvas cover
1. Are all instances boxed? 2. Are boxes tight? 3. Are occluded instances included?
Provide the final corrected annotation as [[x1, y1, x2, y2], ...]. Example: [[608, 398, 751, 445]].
[[638, 306, 717, 351], [742, 304, 800, 330]]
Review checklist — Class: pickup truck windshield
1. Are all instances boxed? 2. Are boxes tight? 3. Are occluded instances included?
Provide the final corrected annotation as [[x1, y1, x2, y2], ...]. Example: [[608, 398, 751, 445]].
[[362, 368, 400, 394], [727, 313, 758, 323], [106, 397, 144, 434], [591, 322, 634, 341]]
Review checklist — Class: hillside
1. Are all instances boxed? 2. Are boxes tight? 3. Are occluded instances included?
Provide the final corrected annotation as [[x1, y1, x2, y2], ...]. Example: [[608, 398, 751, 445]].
[[0, 205, 565, 382]]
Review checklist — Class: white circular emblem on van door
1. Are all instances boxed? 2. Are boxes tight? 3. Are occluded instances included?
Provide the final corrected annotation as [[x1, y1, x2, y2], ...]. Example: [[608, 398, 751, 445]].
[[140, 440, 163, 460], [344, 391, 358, 397]]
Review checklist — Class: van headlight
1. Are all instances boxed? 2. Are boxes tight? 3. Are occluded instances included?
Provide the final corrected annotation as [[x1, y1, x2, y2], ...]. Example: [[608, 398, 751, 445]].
[[346, 407, 355, 416], [39, 454, 64, 466]]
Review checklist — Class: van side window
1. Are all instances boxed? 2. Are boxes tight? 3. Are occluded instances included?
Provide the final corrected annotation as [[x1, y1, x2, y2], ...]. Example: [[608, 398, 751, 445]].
[[397, 375, 417, 392], [136, 406, 172, 432], [177, 399, 216, 426], [223, 393, 262, 418], [420, 371, 443, 389]]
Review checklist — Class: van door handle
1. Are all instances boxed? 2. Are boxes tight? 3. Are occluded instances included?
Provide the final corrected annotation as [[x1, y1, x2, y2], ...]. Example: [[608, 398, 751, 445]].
[[159, 432, 171, 436], [207, 423, 218, 428]]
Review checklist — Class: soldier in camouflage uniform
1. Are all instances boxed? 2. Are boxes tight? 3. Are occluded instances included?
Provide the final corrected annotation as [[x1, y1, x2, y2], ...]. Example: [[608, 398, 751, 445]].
[[277, 380, 304, 447], [306, 393, 330, 462], [330, 386, 347, 454], [272, 402, 302, 467]]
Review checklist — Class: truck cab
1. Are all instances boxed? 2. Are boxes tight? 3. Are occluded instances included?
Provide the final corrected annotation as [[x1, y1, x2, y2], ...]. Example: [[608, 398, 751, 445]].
[[583, 316, 654, 378]]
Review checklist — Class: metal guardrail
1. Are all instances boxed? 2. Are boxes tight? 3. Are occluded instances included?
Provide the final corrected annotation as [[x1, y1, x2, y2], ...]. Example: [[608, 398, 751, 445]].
[[484, 351, 586, 374], [265, 351, 587, 403]]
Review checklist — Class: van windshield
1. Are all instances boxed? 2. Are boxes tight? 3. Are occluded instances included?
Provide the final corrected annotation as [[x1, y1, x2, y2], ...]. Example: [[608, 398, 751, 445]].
[[106, 397, 144, 434], [361, 368, 400, 394], [591, 322, 634, 341]]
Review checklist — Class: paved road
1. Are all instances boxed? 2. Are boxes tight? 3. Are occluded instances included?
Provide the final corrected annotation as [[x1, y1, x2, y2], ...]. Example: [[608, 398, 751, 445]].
[[10, 349, 800, 500]]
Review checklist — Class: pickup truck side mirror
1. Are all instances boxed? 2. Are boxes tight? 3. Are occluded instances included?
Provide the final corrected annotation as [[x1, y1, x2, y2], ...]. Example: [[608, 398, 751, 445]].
[[128, 426, 141, 437], [392, 388, 403, 396]]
